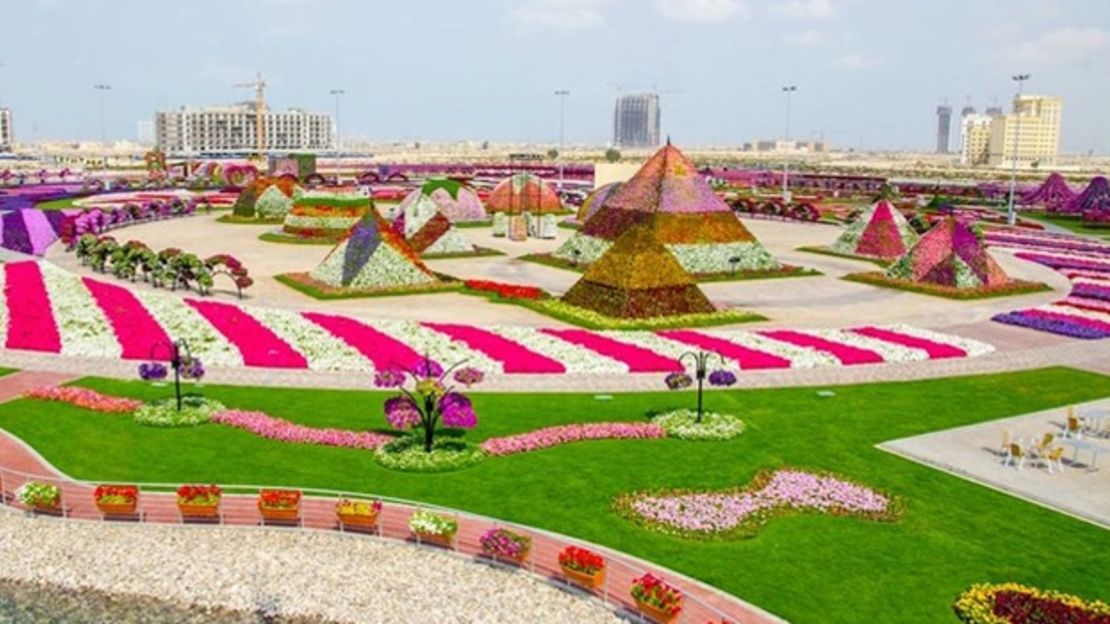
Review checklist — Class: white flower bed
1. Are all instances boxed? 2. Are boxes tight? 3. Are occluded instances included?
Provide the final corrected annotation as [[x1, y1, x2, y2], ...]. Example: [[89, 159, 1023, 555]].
[[801, 328, 928, 364], [712, 331, 841, 368], [669, 242, 780, 273], [372, 321, 503, 373], [488, 326, 628, 374], [39, 262, 122, 359], [654, 409, 745, 441], [248, 307, 372, 372], [283, 213, 362, 232], [135, 292, 243, 367], [883, 324, 995, 357], [310, 244, 436, 289]]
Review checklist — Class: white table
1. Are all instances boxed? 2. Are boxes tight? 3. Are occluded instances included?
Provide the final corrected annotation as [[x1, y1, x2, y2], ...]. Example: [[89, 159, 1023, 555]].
[[1060, 438, 1109, 469]]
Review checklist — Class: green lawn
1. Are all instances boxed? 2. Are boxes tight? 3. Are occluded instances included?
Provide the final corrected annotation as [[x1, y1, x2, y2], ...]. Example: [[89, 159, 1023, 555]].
[[34, 197, 82, 210], [1016, 212, 1110, 240], [0, 367, 1107, 623]]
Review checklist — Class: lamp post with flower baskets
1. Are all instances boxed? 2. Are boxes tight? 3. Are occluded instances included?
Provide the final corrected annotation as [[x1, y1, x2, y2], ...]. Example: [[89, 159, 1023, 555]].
[[664, 351, 737, 423], [375, 356, 485, 453], [138, 338, 205, 411]]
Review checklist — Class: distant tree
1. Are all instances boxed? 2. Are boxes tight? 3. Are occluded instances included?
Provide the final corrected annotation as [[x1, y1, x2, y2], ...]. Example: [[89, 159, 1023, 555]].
[[547, 148, 559, 160], [604, 148, 621, 163], [481, 141, 489, 150]]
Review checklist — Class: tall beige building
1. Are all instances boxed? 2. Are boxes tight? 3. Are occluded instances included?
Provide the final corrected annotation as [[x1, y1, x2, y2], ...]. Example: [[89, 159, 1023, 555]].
[[988, 95, 1062, 168], [155, 103, 333, 155], [960, 113, 994, 166]]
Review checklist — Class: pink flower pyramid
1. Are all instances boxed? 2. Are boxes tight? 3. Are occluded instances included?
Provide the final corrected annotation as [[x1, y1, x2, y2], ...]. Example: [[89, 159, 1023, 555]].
[[1064, 176, 1110, 217], [1021, 172, 1075, 214], [886, 217, 1010, 289], [831, 200, 918, 260]]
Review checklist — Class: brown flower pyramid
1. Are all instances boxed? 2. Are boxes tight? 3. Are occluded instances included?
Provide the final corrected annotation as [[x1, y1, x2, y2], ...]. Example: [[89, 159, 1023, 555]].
[[554, 143, 779, 274], [562, 223, 715, 318]]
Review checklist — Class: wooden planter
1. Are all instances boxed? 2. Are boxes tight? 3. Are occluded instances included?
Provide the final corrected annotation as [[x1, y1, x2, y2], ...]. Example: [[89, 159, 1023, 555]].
[[178, 501, 220, 518], [337, 511, 378, 529], [561, 565, 605, 590], [486, 546, 530, 565], [96, 500, 137, 516], [413, 530, 454, 547], [30, 501, 62, 513], [259, 505, 300, 522], [635, 599, 681, 624]]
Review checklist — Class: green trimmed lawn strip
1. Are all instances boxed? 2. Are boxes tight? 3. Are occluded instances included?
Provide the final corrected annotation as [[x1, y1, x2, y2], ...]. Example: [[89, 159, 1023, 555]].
[[258, 232, 344, 245], [843, 272, 1053, 300], [0, 368, 1106, 623], [273, 273, 462, 300], [1008, 211, 1110, 240], [796, 245, 893, 267], [518, 252, 821, 282]]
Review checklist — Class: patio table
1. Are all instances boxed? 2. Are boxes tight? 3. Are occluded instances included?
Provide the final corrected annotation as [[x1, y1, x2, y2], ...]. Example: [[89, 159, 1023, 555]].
[[1060, 438, 1109, 469]]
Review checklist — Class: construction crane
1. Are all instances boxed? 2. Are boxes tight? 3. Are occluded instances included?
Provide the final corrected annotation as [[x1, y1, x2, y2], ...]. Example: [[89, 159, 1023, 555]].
[[233, 72, 267, 157]]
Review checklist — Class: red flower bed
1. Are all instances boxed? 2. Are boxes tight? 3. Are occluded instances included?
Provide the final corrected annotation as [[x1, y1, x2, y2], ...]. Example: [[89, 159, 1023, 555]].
[[993, 590, 1110, 624], [464, 279, 547, 300]]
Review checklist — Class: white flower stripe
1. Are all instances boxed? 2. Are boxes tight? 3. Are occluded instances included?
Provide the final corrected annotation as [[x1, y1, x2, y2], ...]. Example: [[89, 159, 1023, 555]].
[[372, 320, 503, 374], [798, 328, 929, 363], [724, 332, 841, 368], [881, 324, 995, 357], [135, 291, 243, 367], [39, 262, 122, 359], [485, 326, 629, 374], [247, 307, 373, 372]]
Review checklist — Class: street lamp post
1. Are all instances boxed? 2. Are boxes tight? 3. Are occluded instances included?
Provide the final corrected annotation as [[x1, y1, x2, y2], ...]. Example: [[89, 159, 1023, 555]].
[[554, 89, 570, 191], [93, 84, 111, 170], [781, 85, 797, 203], [1006, 74, 1030, 227], [330, 88, 345, 181]]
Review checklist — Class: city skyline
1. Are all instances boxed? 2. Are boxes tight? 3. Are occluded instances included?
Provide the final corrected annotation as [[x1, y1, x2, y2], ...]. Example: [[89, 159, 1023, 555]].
[[0, 0, 1107, 153]]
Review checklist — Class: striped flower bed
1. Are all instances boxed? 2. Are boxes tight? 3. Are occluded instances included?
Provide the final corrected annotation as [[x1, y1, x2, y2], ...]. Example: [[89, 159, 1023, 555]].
[[0, 260, 994, 375], [985, 230, 1110, 339]]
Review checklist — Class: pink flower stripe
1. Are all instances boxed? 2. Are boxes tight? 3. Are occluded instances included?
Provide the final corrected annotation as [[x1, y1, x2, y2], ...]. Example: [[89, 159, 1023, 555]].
[[482, 422, 666, 456], [657, 330, 791, 370], [1021, 308, 1110, 332], [23, 209, 58, 256], [850, 326, 966, 359], [211, 409, 394, 449], [1059, 297, 1110, 314], [24, 386, 142, 413], [4, 262, 60, 352], [186, 299, 308, 369], [1064, 270, 1110, 282], [302, 312, 426, 371], [422, 323, 566, 374], [539, 328, 681, 372], [760, 330, 884, 365], [82, 277, 171, 360]]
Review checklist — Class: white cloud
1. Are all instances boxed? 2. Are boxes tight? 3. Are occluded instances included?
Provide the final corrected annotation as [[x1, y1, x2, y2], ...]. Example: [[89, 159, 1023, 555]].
[[656, 0, 747, 23], [836, 52, 882, 68], [1002, 27, 1108, 65], [507, 0, 608, 30], [784, 29, 826, 46], [769, 0, 836, 19]]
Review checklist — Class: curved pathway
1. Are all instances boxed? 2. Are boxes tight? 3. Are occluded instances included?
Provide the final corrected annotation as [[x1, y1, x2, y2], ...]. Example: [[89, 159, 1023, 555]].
[[0, 374, 782, 624]]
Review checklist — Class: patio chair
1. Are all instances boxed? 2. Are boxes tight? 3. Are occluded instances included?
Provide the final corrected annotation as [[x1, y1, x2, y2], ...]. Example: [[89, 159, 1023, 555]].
[[1064, 415, 1082, 440], [1004, 443, 1026, 471], [999, 430, 1013, 462], [1033, 433, 1054, 458], [1043, 446, 1066, 475]]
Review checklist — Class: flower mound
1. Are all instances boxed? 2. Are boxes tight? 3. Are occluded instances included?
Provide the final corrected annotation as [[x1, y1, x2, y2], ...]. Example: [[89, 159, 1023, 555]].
[[212, 409, 394, 449], [24, 386, 142, 413], [653, 409, 745, 441], [616, 469, 899, 540], [374, 436, 485, 472], [953, 583, 1110, 624], [133, 396, 225, 427], [481, 422, 666, 456]]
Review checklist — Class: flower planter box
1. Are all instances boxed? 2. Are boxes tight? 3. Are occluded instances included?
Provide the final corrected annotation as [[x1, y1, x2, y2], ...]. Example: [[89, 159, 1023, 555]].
[[337, 511, 379, 529], [259, 505, 300, 522], [96, 501, 137, 516], [486, 546, 531, 565], [178, 502, 220, 518], [561, 565, 605, 590], [635, 599, 681, 624], [30, 501, 62, 514], [413, 530, 454, 547]]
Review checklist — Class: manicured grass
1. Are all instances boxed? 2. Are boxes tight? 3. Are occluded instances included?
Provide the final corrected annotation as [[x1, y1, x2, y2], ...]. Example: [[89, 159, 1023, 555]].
[[453, 220, 493, 229], [273, 272, 462, 300], [843, 272, 1053, 300], [421, 246, 505, 260], [34, 197, 83, 210], [216, 215, 284, 225], [2, 368, 1107, 623], [258, 232, 343, 246], [1017, 211, 1110, 240], [518, 252, 821, 282], [796, 245, 893, 267]]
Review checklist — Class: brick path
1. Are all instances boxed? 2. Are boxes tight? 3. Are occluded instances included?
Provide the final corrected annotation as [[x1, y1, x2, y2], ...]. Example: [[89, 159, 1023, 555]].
[[0, 428, 783, 624]]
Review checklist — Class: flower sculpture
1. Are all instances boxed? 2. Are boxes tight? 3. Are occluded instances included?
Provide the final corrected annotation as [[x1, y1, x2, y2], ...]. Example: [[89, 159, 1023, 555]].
[[375, 356, 481, 453], [137, 338, 205, 412], [664, 351, 734, 423]]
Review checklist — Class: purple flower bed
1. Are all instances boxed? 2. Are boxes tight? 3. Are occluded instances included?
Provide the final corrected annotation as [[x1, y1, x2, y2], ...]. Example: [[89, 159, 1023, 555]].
[[992, 311, 1110, 339], [1071, 282, 1110, 302], [986, 233, 1110, 258], [1014, 252, 1110, 274]]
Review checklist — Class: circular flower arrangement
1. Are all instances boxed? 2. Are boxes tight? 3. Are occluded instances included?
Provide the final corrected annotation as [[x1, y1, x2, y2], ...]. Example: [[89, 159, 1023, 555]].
[[373, 436, 485, 473], [133, 396, 225, 427], [653, 409, 745, 441]]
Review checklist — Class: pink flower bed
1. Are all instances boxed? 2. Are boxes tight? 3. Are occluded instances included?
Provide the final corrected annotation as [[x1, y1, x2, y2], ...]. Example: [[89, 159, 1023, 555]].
[[620, 469, 895, 538], [4, 262, 61, 352], [481, 422, 666, 456], [850, 326, 966, 359], [211, 409, 394, 449], [760, 330, 884, 365], [303, 312, 427, 371], [540, 328, 681, 372], [423, 322, 566, 374], [24, 386, 143, 413], [187, 299, 308, 368], [83, 277, 171, 360], [657, 330, 791, 370]]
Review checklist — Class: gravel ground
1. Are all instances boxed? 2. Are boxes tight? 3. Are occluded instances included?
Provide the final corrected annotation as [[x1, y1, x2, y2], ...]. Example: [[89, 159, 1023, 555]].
[[0, 511, 621, 624]]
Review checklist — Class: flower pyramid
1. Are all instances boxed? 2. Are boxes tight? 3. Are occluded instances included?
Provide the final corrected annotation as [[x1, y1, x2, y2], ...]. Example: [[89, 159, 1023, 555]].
[[398, 179, 487, 223], [1020, 172, 1075, 214], [1064, 176, 1110, 216], [486, 173, 562, 214], [232, 176, 302, 218], [553, 143, 779, 274], [831, 200, 919, 260], [562, 223, 715, 318], [575, 182, 622, 223], [885, 217, 1010, 289], [393, 193, 475, 256], [310, 210, 439, 290], [255, 184, 296, 218]]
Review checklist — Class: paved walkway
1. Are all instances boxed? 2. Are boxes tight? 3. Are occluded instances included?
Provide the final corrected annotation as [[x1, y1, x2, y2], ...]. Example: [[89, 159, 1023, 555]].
[[880, 398, 1110, 528], [0, 428, 783, 624]]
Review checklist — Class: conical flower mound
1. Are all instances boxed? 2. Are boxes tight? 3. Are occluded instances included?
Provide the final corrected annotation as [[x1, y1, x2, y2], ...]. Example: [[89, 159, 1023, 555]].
[[486, 173, 562, 214], [886, 217, 1010, 289], [310, 210, 438, 289], [398, 179, 487, 223], [831, 200, 918, 260], [562, 224, 715, 319], [554, 143, 779, 274], [1064, 176, 1110, 216], [395, 194, 475, 255], [1021, 172, 1074, 214]]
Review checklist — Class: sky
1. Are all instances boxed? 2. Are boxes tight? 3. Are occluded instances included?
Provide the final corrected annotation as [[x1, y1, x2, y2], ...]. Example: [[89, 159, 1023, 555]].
[[1, 0, 1108, 153]]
